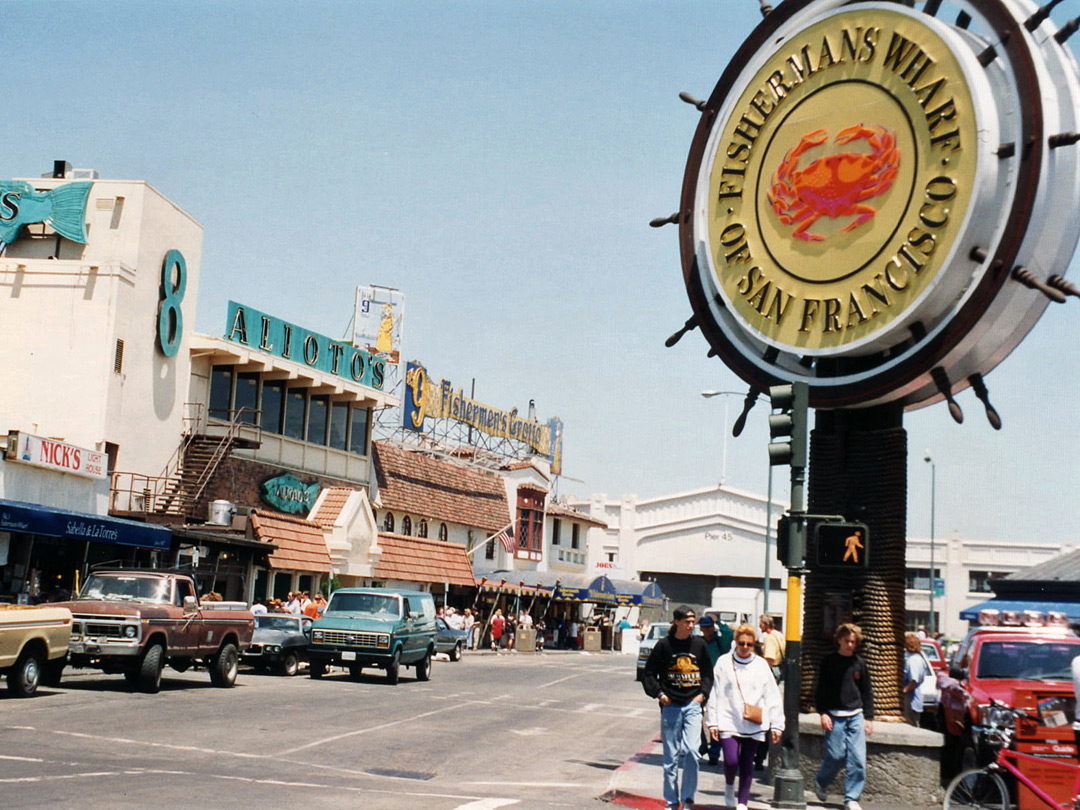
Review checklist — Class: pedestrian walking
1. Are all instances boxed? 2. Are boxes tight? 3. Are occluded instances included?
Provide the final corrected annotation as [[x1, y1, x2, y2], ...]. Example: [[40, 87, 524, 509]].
[[903, 631, 931, 727], [706, 623, 783, 810], [642, 605, 713, 810], [814, 623, 874, 810], [697, 615, 725, 766]]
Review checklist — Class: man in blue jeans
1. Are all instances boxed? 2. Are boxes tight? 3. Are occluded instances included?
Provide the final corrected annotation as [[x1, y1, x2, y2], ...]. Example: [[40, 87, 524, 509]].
[[642, 605, 713, 810], [814, 622, 874, 810]]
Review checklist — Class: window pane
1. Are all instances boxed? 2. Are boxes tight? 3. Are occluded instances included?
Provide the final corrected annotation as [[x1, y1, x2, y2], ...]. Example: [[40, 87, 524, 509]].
[[283, 389, 306, 440], [307, 396, 329, 444], [349, 406, 370, 455], [209, 365, 233, 420], [235, 373, 259, 424], [261, 381, 285, 434], [329, 403, 349, 450]]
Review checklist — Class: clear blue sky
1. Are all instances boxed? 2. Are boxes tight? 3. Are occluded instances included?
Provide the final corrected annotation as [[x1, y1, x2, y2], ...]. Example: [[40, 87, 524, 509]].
[[9, 0, 1080, 545]]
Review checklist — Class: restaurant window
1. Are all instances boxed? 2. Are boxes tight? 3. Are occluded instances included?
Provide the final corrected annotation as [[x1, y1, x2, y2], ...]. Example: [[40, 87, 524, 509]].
[[417, 519, 428, 538], [552, 519, 561, 546], [439, 523, 448, 541], [329, 402, 349, 450], [349, 405, 370, 456], [485, 535, 495, 559], [402, 516, 412, 536], [208, 365, 233, 420], [383, 512, 395, 532], [235, 372, 259, 424], [283, 388, 307, 440], [307, 395, 329, 444], [969, 571, 1003, 593], [571, 523, 580, 549], [261, 380, 285, 434], [905, 568, 940, 591], [515, 488, 544, 562]]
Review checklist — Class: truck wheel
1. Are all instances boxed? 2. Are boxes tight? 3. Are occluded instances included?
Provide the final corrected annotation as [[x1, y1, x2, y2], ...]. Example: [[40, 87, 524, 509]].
[[41, 658, 65, 688], [449, 642, 462, 662], [209, 643, 239, 688], [309, 661, 326, 679], [385, 650, 401, 685], [138, 644, 164, 694], [416, 650, 432, 681], [279, 651, 300, 677], [8, 648, 43, 698]]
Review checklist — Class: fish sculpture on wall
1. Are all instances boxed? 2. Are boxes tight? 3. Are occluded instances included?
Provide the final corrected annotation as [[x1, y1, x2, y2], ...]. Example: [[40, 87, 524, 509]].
[[0, 180, 93, 253]]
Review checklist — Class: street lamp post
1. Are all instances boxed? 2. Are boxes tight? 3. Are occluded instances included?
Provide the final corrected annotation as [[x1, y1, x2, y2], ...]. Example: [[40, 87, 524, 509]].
[[701, 389, 772, 611], [924, 451, 936, 636]]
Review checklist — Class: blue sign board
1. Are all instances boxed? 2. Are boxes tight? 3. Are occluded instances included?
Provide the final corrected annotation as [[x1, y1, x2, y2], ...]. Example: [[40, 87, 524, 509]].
[[0, 181, 92, 246], [0, 499, 170, 550], [225, 301, 385, 391]]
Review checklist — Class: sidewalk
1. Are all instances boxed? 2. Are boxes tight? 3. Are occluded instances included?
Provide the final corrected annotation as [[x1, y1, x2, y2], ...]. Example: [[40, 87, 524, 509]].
[[600, 734, 917, 810]]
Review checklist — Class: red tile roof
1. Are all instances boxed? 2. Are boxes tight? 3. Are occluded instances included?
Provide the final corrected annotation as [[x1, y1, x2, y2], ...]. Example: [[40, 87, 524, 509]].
[[373, 442, 509, 533], [373, 533, 477, 587], [250, 510, 331, 573], [309, 487, 354, 527], [546, 500, 608, 528]]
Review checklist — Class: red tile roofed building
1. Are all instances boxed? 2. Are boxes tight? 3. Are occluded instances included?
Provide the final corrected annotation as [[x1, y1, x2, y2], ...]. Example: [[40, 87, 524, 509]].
[[307, 486, 380, 586], [373, 442, 508, 533], [373, 533, 477, 588], [249, 510, 332, 599]]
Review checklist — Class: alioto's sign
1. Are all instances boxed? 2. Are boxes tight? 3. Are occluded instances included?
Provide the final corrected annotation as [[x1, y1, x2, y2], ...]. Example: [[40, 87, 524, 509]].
[[225, 301, 386, 391], [679, 0, 1080, 410]]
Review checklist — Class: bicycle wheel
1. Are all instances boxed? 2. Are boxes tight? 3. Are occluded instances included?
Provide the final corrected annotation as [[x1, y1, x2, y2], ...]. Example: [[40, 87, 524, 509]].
[[943, 768, 1009, 810]]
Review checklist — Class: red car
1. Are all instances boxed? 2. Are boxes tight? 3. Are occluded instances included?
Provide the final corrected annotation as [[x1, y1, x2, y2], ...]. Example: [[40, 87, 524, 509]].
[[920, 638, 947, 673], [937, 623, 1080, 807]]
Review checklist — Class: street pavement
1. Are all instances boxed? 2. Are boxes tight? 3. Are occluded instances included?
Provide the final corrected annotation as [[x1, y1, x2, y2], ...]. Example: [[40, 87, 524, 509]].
[[1, 647, 924, 810]]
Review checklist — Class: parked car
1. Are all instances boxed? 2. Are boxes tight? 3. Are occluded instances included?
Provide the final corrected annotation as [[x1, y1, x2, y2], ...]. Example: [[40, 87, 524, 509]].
[[937, 622, 1080, 779], [921, 638, 947, 673], [0, 604, 71, 697], [435, 617, 467, 661], [635, 622, 703, 680], [243, 613, 310, 676], [308, 588, 437, 684]]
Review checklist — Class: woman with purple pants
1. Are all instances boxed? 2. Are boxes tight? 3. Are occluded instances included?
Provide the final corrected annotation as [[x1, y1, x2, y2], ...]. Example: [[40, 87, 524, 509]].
[[706, 623, 784, 810]]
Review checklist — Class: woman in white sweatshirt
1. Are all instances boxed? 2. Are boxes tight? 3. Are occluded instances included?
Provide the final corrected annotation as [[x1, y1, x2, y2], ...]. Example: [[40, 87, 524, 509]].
[[706, 623, 785, 810]]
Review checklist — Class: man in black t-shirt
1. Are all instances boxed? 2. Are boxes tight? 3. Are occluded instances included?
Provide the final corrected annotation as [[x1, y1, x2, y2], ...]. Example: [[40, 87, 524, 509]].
[[642, 605, 713, 810], [813, 623, 874, 810]]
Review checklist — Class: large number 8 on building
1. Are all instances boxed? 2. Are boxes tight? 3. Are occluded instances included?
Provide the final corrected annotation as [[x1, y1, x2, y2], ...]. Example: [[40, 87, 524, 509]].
[[158, 249, 186, 358]]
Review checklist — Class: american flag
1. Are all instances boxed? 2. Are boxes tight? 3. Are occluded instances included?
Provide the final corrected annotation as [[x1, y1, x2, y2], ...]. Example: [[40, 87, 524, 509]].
[[495, 524, 515, 553]]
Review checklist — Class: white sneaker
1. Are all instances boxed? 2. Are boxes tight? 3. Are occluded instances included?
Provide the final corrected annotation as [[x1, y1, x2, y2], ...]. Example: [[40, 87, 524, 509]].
[[736, 804, 748, 810], [724, 784, 735, 807], [845, 801, 863, 810], [814, 780, 828, 802]]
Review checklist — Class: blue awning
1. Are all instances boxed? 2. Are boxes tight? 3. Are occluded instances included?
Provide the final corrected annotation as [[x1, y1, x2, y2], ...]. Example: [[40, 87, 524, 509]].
[[960, 599, 1080, 623], [0, 499, 171, 551], [611, 579, 666, 608]]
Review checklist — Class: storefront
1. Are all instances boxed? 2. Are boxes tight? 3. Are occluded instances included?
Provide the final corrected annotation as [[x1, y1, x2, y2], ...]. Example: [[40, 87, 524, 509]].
[[0, 498, 170, 603]]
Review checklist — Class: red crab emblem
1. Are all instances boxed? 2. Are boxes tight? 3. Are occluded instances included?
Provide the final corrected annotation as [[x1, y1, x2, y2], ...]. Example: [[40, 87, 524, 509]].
[[767, 124, 900, 242]]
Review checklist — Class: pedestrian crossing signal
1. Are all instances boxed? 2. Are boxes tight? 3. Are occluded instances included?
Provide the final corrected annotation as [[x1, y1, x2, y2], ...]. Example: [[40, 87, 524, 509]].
[[814, 521, 870, 569]]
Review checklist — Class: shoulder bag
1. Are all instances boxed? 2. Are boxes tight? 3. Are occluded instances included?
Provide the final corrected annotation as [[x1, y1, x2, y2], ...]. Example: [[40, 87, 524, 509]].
[[733, 656, 763, 725]]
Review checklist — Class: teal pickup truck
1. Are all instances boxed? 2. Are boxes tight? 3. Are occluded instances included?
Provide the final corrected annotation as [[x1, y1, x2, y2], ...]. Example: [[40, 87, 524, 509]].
[[307, 588, 436, 684]]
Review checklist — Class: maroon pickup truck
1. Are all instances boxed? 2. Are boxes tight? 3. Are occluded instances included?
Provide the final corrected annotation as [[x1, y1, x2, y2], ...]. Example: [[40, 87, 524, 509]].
[[56, 570, 254, 694]]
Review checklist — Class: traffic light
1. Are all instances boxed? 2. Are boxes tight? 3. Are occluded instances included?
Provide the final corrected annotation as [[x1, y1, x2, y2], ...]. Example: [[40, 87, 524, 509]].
[[814, 521, 870, 569], [767, 382, 808, 468]]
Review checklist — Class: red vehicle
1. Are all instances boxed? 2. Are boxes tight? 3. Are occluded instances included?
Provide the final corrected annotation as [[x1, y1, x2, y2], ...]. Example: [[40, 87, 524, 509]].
[[937, 617, 1080, 809], [921, 637, 947, 673]]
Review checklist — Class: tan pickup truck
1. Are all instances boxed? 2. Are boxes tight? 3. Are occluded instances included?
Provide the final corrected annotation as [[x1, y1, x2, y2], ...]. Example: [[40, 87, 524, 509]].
[[0, 604, 72, 697]]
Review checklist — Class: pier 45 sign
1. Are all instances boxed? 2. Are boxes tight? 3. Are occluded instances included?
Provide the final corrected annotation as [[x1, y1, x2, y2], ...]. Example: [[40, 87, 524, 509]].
[[679, 1, 1080, 410]]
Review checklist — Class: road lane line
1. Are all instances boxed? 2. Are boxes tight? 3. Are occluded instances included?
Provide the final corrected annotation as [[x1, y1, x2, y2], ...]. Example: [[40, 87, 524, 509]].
[[0, 754, 44, 762], [279, 702, 472, 755], [537, 672, 590, 688], [452, 799, 520, 809]]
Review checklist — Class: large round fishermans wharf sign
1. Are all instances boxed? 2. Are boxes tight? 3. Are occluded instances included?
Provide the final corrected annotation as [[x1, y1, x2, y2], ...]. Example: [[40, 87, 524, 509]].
[[679, 0, 1080, 411]]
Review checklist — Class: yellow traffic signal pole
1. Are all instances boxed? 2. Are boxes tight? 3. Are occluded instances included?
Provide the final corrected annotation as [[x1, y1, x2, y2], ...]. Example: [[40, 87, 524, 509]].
[[770, 381, 808, 809]]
